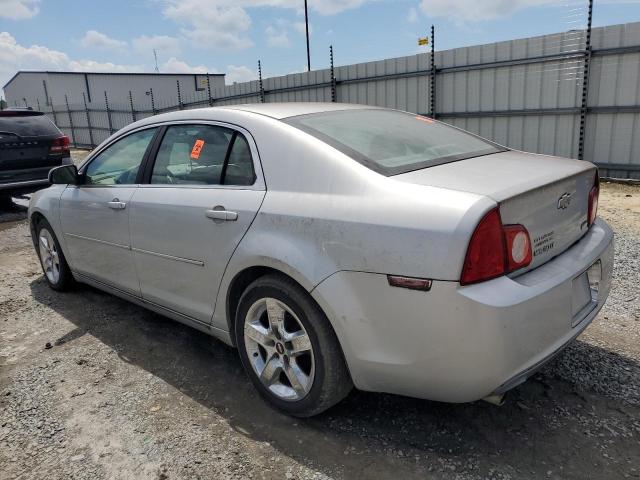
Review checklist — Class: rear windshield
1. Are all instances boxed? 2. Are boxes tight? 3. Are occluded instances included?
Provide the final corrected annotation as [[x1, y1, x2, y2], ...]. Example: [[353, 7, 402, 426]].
[[0, 115, 60, 138], [284, 109, 505, 175]]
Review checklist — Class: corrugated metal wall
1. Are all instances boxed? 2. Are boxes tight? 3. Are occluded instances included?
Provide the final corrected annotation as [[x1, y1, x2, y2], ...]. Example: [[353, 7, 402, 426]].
[[38, 21, 640, 178]]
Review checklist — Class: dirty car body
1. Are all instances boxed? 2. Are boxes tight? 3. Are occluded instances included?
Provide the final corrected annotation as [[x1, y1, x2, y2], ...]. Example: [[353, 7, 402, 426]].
[[29, 103, 613, 415]]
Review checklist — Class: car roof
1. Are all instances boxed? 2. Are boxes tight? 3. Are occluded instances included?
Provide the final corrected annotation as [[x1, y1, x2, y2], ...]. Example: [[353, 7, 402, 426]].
[[218, 102, 381, 119]]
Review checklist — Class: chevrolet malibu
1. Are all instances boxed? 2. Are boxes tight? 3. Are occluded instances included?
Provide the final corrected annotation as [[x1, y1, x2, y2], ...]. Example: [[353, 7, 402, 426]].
[[29, 103, 613, 416]]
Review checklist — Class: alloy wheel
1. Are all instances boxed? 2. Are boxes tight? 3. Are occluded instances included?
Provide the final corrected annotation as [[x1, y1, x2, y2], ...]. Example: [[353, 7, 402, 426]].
[[38, 228, 60, 284], [243, 297, 315, 401]]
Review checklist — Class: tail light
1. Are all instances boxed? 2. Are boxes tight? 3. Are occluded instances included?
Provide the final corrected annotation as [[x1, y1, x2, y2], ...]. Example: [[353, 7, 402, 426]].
[[588, 172, 599, 227], [50, 135, 70, 154], [460, 207, 533, 286]]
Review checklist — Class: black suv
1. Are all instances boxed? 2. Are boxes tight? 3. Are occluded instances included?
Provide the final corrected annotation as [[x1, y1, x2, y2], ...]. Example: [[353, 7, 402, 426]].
[[0, 108, 71, 205]]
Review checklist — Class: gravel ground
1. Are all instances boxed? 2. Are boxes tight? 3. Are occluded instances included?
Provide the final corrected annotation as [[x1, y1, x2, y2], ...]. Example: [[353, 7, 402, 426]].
[[1, 155, 639, 479]]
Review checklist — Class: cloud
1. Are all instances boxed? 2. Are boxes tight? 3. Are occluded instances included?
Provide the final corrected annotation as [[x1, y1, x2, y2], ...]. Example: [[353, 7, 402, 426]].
[[133, 35, 181, 57], [419, 0, 559, 22], [80, 30, 127, 51], [226, 64, 257, 84], [293, 21, 312, 35], [163, 1, 253, 50], [162, 57, 210, 73], [67, 59, 144, 72], [0, 0, 40, 20], [265, 25, 290, 47], [407, 7, 418, 23], [0, 32, 142, 89], [161, 0, 370, 50]]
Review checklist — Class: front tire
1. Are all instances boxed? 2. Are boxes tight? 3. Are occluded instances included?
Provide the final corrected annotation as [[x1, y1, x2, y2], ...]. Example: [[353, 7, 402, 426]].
[[235, 274, 352, 417], [35, 218, 73, 291]]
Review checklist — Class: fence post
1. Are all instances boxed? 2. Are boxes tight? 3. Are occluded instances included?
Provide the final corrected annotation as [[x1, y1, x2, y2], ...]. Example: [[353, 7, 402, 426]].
[[149, 88, 157, 115], [83, 92, 94, 148], [104, 91, 114, 136], [206, 72, 213, 106], [49, 97, 58, 126], [258, 60, 265, 103], [65, 95, 77, 148], [430, 25, 436, 118], [578, 0, 593, 161], [330, 45, 337, 103], [177, 80, 183, 110], [129, 91, 137, 122]]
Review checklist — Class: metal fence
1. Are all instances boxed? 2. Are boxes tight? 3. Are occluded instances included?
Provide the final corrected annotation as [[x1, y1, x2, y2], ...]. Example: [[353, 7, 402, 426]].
[[32, 20, 640, 179]]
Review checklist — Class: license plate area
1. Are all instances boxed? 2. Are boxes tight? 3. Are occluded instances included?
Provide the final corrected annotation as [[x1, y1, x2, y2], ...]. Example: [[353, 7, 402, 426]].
[[571, 260, 601, 327]]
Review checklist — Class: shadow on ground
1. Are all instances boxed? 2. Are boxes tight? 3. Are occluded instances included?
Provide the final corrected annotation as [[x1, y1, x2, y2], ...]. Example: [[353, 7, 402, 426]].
[[0, 197, 28, 224], [29, 277, 640, 479]]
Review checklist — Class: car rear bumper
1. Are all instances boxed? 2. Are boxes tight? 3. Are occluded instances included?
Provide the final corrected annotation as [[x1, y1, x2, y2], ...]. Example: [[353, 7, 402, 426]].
[[311, 218, 614, 403], [0, 178, 50, 191], [0, 157, 70, 193]]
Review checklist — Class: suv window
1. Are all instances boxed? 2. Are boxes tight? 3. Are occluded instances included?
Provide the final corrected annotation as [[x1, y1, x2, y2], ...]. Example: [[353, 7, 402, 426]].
[[150, 125, 255, 186], [0, 114, 61, 137], [84, 128, 157, 185]]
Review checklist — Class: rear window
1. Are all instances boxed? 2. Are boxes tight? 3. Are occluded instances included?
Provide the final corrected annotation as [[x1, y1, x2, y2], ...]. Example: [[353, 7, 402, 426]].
[[0, 115, 60, 137], [284, 109, 505, 175]]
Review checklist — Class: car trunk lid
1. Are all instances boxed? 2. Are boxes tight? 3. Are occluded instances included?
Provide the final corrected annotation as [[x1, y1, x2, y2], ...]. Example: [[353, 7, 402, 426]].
[[394, 150, 597, 273]]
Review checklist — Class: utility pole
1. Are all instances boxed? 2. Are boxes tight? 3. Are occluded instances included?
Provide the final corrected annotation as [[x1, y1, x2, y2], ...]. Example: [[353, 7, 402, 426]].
[[153, 49, 160, 73], [304, 0, 311, 71]]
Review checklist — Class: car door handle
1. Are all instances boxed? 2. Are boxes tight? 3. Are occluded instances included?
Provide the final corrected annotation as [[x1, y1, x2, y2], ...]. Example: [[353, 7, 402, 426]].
[[205, 208, 238, 221], [107, 199, 127, 210]]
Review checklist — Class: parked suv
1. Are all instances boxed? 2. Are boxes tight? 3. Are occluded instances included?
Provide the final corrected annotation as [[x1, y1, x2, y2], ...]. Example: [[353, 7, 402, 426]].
[[0, 108, 72, 206]]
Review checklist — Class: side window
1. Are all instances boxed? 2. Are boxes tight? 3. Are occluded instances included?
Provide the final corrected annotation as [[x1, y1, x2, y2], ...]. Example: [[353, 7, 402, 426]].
[[224, 134, 256, 186], [151, 125, 233, 185], [84, 128, 156, 185]]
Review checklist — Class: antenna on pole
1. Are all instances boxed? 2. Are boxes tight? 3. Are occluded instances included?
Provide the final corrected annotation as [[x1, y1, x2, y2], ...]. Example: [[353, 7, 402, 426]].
[[153, 49, 160, 73]]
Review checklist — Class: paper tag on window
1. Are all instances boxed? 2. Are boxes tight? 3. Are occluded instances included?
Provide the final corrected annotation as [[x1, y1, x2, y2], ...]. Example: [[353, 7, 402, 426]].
[[190, 139, 205, 160]]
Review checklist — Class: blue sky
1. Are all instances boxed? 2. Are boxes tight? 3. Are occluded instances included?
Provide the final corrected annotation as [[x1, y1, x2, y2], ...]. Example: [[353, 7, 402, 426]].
[[2, 0, 639, 91]]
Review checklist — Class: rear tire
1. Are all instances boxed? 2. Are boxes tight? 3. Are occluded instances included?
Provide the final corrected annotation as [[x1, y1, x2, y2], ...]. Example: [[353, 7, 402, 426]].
[[235, 274, 352, 417], [35, 218, 73, 291]]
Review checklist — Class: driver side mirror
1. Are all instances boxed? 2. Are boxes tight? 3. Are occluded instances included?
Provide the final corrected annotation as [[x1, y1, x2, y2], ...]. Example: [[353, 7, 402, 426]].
[[48, 164, 79, 185]]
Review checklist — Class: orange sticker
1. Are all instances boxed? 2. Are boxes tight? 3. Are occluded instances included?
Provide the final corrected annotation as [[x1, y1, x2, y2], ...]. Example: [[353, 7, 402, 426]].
[[190, 139, 205, 159], [415, 115, 434, 123]]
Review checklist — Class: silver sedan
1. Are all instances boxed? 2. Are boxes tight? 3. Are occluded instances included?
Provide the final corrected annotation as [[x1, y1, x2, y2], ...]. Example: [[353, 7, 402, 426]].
[[29, 103, 613, 416]]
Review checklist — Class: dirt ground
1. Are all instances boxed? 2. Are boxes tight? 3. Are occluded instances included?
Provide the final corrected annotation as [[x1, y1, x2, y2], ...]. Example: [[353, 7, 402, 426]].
[[1, 160, 639, 479]]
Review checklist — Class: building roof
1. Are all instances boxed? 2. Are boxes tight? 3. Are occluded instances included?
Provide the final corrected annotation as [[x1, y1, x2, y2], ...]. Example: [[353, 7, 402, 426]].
[[3, 70, 225, 89]]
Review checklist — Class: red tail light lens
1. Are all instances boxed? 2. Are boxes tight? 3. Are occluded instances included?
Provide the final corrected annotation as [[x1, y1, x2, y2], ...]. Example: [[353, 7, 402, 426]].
[[588, 172, 599, 227], [50, 135, 70, 154], [461, 207, 533, 286], [460, 208, 506, 285]]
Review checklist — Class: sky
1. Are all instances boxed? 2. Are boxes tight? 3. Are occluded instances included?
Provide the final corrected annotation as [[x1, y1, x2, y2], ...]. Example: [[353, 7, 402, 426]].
[[1, 0, 640, 93]]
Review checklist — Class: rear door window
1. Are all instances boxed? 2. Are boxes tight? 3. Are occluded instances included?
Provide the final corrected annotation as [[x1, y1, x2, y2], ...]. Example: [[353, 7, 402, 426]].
[[151, 125, 233, 185], [150, 125, 255, 186]]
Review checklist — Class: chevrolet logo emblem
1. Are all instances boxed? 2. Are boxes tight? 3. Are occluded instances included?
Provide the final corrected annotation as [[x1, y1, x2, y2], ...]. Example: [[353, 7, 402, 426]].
[[557, 193, 572, 210]]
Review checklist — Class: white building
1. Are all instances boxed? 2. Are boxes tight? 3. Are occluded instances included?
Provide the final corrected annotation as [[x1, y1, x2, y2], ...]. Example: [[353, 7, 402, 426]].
[[2, 71, 226, 111]]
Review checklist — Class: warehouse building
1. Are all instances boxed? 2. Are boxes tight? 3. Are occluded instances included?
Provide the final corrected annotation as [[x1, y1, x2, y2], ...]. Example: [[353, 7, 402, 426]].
[[2, 71, 226, 111]]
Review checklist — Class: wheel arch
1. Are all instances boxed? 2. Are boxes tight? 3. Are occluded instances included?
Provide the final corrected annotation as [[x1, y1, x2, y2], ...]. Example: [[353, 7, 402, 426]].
[[225, 265, 315, 346]]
